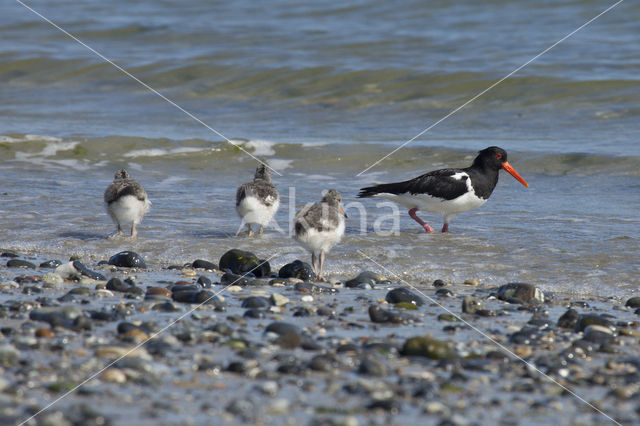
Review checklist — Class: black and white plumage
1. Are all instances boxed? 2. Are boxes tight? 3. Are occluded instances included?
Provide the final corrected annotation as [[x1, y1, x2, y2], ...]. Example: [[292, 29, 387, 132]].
[[104, 169, 151, 238], [358, 147, 528, 233], [294, 189, 347, 281], [236, 164, 279, 237]]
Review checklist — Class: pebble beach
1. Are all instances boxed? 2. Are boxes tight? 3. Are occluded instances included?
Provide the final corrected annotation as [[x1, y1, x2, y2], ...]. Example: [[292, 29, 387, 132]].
[[1, 247, 639, 425]]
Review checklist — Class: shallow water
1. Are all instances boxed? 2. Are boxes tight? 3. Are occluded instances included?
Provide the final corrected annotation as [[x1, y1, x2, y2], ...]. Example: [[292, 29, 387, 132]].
[[1, 2, 639, 296]]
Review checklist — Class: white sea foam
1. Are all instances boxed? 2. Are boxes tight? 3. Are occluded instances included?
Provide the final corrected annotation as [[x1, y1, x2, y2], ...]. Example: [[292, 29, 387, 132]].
[[123, 147, 206, 158], [239, 139, 276, 156]]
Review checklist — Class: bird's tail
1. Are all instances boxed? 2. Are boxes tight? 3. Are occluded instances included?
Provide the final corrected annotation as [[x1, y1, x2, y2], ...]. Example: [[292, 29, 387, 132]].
[[358, 182, 405, 198]]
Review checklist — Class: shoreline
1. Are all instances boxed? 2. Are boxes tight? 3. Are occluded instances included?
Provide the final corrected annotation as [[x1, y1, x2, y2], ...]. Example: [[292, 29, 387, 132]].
[[1, 248, 638, 425]]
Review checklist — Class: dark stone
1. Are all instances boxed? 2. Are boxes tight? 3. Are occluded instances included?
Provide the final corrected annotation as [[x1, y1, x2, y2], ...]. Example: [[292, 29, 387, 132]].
[[293, 307, 312, 317], [433, 279, 446, 288], [278, 260, 315, 281], [293, 282, 338, 294], [221, 272, 252, 286], [22, 286, 42, 294], [462, 296, 483, 314], [243, 309, 266, 319], [309, 353, 340, 372], [265, 322, 301, 336], [576, 314, 615, 333], [435, 289, 454, 298], [557, 308, 580, 329], [241, 296, 271, 309], [401, 335, 456, 360], [152, 302, 180, 312], [367, 399, 401, 413], [89, 311, 117, 322], [358, 357, 389, 376], [172, 290, 224, 308], [7, 259, 36, 269], [1, 252, 19, 258], [345, 271, 386, 288], [368, 305, 408, 324], [496, 283, 544, 304], [385, 287, 425, 306], [72, 315, 92, 331], [583, 326, 616, 345], [29, 306, 82, 328], [192, 259, 218, 270], [625, 297, 640, 309], [219, 249, 269, 278], [106, 278, 130, 292], [108, 251, 146, 268], [316, 306, 335, 316], [39, 260, 62, 268], [72, 261, 106, 281], [197, 276, 212, 288]]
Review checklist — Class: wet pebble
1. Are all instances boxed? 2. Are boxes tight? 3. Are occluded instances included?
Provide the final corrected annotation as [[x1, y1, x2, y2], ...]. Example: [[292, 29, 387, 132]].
[[358, 357, 390, 376], [39, 259, 62, 268], [7, 259, 36, 269], [219, 249, 270, 277], [345, 271, 386, 288], [294, 282, 338, 294], [496, 283, 544, 304], [433, 279, 447, 288], [270, 293, 290, 307], [108, 251, 146, 268], [576, 314, 615, 332], [72, 261, 106, 281], [241, 296, 271, 309], [192, 259, 218, 270], [625, 297, 640, 309], [462, 296, 483, 314], [0, 344, 20, 366], [368, 305, 411, 324], [101, 368, 127, 384], [29, 306, 83, 328], [401, 335, 456, 360], [385, 287, 424, 306], [197, 275, 212, 288], [435, 289, 454, 298], [244, 309, 266, 319], [278, 260, 315, 281], [106, 278, 143, 295], [557, 308, 580, 329]]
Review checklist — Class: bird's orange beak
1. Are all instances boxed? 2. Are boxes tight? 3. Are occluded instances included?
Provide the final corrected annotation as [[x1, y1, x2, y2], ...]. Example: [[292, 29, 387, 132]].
[[339, 207, 348, 218], [502, 161, 529, 188]]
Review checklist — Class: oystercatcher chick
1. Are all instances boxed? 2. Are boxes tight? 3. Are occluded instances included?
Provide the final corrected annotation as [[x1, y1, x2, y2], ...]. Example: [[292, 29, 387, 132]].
[[294, 189, 347, 281], [358, 146, 528, 233], [104, 169, 151, 238], [236, 164, 279, 237]]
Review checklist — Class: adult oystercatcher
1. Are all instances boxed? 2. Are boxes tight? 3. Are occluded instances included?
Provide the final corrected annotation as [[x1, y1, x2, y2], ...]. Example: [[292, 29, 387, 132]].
[[236, 164, 280, 237], [358, 146, 528, 233], [104, 169, 151, 238], [294, 189, 347, 281]]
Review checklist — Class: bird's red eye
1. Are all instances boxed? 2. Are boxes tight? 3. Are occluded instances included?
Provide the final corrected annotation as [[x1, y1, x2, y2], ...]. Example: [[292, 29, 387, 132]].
[[495, 153, 502, 160]]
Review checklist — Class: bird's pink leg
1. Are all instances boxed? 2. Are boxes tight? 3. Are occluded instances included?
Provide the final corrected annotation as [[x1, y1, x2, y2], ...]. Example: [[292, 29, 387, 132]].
[[408, 208, 435, 233]]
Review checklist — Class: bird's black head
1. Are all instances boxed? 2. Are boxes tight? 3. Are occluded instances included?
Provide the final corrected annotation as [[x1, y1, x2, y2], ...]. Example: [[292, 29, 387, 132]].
[[473, 146, 508, 170], [473, 146, 529, 188], [114, 169, 130, 180], [254, 163, 271, 182]]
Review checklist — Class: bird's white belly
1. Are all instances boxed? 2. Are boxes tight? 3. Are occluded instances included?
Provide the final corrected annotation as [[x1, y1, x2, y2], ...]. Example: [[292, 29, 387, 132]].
[[237, 196, 279, 226], [295, 220, 344, 253], [106, 195, 151, 225], [376, 191, 487, 217]]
